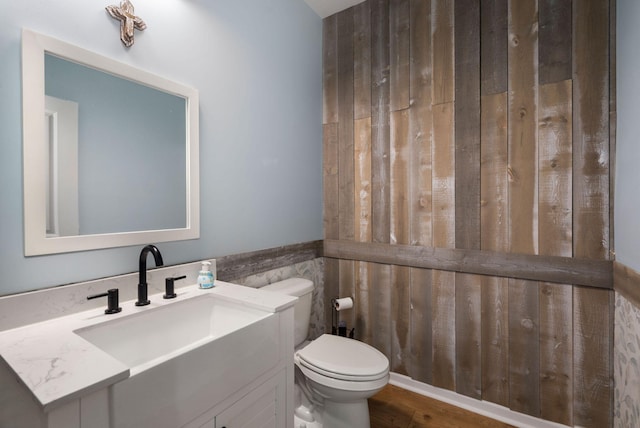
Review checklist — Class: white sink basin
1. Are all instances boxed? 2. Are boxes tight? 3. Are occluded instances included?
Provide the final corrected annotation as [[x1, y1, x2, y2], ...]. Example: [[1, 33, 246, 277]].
[[74, 294, 270, 373]]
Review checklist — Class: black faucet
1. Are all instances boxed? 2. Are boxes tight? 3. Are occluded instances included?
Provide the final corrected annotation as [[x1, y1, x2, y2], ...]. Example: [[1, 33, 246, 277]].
[[136, 244, 164, 306]]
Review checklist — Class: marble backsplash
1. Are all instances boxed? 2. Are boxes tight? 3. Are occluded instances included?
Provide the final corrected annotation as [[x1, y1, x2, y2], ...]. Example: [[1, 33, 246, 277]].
[[615, 291, 640, 428], [0, 260, 212, 332], [231, 258, 325, 340]]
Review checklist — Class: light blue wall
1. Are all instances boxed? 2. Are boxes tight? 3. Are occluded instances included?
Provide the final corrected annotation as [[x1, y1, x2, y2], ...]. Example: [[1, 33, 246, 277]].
[[0, 0, 323, 295], [616, 0, 640, 272]]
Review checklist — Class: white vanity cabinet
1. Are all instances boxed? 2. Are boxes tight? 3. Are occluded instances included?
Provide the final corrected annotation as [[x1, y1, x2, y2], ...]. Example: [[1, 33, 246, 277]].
[[0, 284, 296, 428]]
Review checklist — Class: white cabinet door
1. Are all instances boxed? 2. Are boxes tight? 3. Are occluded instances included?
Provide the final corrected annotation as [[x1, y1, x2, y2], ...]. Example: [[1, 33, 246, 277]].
[[215, 373, 285, 428]]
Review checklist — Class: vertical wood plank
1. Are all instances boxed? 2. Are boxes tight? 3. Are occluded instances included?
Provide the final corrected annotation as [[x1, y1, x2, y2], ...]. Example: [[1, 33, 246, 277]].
[[408, 0, 433, 384], [507, 0, 539, 417], [354, 1, 371, 120], [572, 3, 612, 423], [372, 263, 392, 359], [540, 283, 573, 426], [538, 0, 572, 85], [538, 79, 573, 426], [371, 0, 390, 246], [573, 287, 613, 427], [455, 273, 482, 399], [508, 0, 538, 256], [410, 268, 432, 383], [337, 8, 355, 244], [390, 0, 410, 112], [480, 91, 509, 407], [432, 102, 455, 391], [572, 0, 610, 261], [323, 123, 340, 333], [337, 8, 355, 333], [481, 0, 508, 96], [370, 0, 391, 360], [354, 118, 372, 342], [454, 0, 481, 251], [508, 279, 540, 416], [431, 0, 454, 105], [323, 15, 338, 124], [391, 109, 411, 374], [454, 2, 481, 399], [539, 80, 572, 258]]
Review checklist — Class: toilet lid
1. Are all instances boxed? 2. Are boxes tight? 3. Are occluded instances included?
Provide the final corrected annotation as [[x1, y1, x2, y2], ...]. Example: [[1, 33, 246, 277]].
[[295, 334, 389, 382]]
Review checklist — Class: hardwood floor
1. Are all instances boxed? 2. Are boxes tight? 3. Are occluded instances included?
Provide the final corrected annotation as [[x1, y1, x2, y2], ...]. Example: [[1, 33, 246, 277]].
[[369, 384, 516, 428]]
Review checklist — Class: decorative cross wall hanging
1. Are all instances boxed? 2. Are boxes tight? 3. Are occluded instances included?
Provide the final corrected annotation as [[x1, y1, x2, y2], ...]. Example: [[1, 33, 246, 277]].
[[106, 0, 146, 48]]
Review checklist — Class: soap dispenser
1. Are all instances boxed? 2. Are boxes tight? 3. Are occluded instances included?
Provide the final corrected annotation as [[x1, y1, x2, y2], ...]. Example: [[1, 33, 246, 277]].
[[197, 261, 214, 289]]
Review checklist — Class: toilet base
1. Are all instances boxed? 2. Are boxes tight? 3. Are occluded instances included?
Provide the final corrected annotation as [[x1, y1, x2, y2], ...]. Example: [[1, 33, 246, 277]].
[[293, 399, 371, 428]]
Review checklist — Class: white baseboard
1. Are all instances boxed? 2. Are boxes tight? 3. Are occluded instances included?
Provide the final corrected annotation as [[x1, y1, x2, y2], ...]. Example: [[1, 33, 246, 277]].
[[389, 373, 572, 428]]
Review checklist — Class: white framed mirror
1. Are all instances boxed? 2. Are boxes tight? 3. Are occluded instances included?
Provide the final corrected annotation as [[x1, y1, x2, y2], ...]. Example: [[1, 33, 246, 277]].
[[22, 28, 199, 256]]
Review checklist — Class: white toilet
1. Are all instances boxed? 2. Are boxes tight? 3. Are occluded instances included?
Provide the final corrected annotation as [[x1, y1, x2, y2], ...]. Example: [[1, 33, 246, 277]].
[[261, 278, 389, 428]]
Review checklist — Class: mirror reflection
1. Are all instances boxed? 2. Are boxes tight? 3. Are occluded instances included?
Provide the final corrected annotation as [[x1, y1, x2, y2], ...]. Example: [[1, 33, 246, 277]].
[[45, 54, 187, 236]]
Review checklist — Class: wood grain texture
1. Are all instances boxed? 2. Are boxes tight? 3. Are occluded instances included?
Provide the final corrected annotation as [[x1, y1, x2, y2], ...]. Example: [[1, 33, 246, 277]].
[[391, 109, 410, 374], [431, 0, 454, 105], [539, 0, 572, 84], [355, 117, 372, 342], [454, 0, 481, 251], [431, 101, 455, 391], [480, 91, 509, 407], [508, 0, 538, 256], [409, 0, 433, 249], [480, 0, 508, 96], [354, 1, 371, 120], [371, 0, 391, 245], [370, 384, 517, 428], [432, 270, 455, 390], [323, 123, 339, 241], [508, 279, 540, 416], [409, 267, 432, 384], [322, 14, 338, 124], [321, 0, 614, 424], [390, 0, 411, 112], [572, 0, 610, 261], [455, 273, 482, 399], [481, 92, 508, 253], [539, 80, 572, 258], [323, 239, 613, 290], [573, 287, 613, 427], [337, 8, 355, 243], [481, 275, 509, 407], [408, 0, 432, 385], [540, 282, 573, 426]]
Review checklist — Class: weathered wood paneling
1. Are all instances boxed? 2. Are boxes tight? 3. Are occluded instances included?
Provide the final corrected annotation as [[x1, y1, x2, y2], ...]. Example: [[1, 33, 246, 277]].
[[431, 0, 454, 105], [408, 0, 433, 385], [480, 0, 508, 96], [391, 109, 411, 374], [538, 0, 572, 85], [322, 0, 614, 425], [480, 91, 509, 407], [324, 239, 612, 289], [431, 101, 455, 391]]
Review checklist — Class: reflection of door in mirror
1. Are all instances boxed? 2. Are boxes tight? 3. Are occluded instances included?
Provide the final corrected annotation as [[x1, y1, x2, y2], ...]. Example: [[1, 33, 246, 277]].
[[45, 95, 79, 237]]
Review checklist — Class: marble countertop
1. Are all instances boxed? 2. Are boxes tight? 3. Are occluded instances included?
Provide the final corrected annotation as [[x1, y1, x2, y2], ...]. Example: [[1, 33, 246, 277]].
[[0, 281, 296, 412]]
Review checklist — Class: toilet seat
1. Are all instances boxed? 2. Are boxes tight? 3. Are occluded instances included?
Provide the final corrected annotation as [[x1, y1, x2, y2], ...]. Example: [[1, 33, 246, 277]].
[[295, 334, 389, 382]]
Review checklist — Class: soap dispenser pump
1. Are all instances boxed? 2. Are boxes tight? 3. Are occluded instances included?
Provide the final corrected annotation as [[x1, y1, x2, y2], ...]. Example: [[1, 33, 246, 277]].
[[197, 261, 214, 289]]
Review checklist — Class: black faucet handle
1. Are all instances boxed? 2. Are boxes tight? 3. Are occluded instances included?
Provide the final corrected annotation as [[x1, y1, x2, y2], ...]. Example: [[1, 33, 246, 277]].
[[164, 275, 186, 299], [87, 289, 122, 314]]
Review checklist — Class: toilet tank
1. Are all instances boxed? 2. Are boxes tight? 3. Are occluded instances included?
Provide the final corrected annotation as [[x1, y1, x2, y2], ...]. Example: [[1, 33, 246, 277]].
[[261, 278, 314, 347]]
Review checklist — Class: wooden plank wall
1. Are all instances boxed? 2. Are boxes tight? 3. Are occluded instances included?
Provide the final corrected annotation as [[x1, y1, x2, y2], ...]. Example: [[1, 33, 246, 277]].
[[322, 0, 614, 426]]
